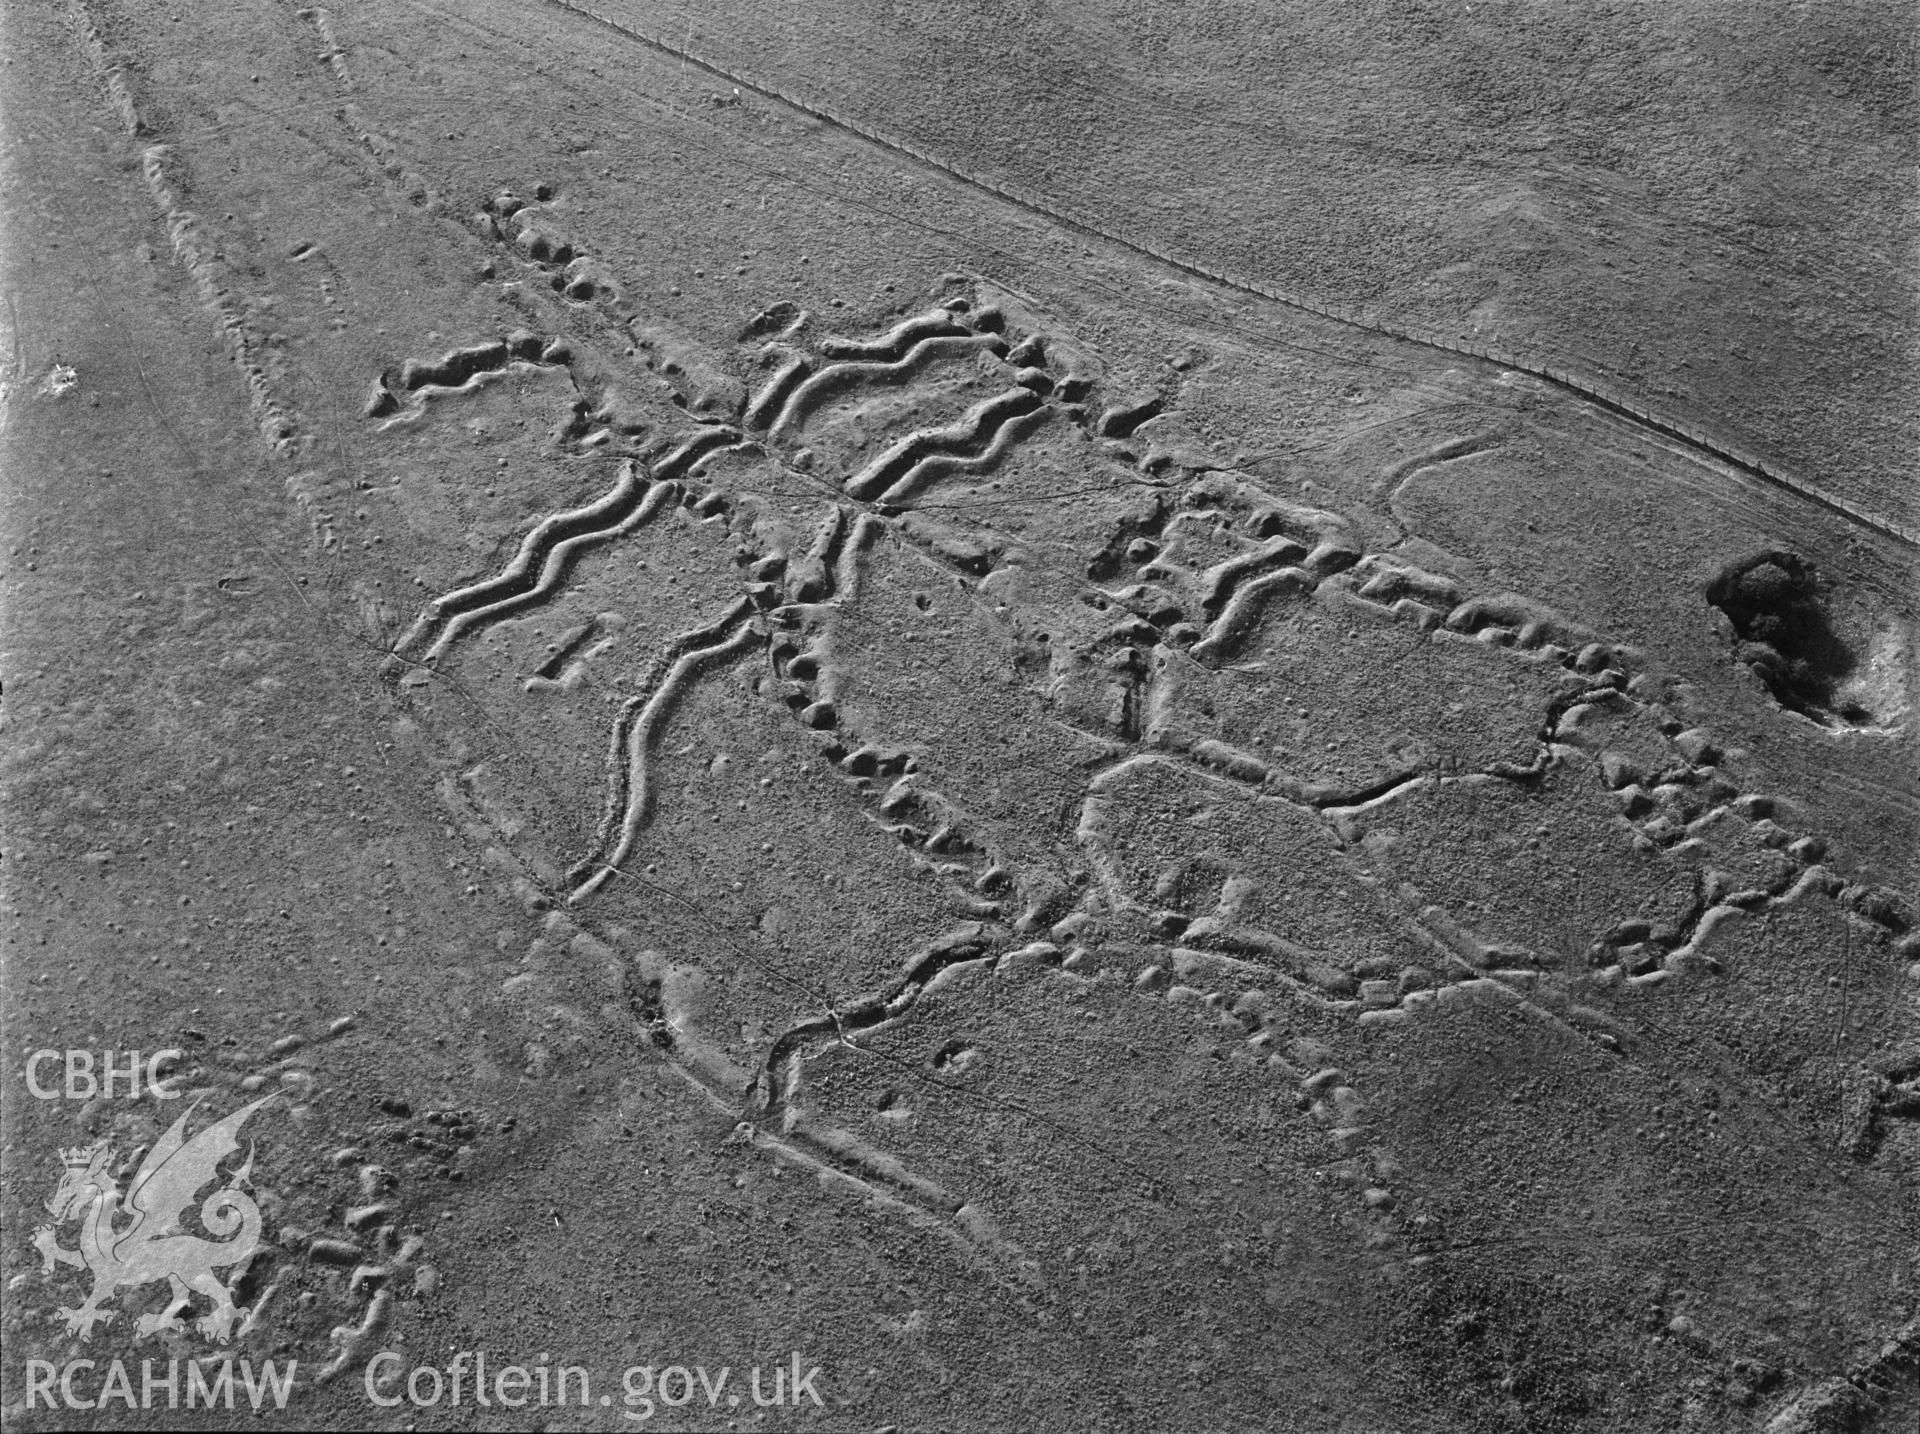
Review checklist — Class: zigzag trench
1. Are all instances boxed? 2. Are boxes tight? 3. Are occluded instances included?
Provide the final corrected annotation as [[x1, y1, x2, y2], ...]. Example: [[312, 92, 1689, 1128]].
[[62, 0, 1912, 1403], [370, 273, 1917, 1335], [384, 430, 737, 670]]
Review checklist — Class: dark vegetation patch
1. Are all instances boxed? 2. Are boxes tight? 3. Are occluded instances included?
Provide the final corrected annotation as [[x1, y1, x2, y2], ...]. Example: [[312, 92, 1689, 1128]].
[[1706, 552, 1866, 726]]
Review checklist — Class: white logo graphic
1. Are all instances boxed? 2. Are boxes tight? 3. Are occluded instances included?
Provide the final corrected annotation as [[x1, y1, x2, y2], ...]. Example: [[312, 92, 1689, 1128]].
[[32, 1095, 275, 1343]]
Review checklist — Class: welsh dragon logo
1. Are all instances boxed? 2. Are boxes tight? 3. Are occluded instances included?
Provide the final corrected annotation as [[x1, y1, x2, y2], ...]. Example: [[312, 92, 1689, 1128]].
[[31, 1094, 275, 1343]]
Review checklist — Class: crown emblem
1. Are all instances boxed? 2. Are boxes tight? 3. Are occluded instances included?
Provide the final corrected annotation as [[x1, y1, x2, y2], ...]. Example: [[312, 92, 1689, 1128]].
[[34, 1097, 275, 1344]]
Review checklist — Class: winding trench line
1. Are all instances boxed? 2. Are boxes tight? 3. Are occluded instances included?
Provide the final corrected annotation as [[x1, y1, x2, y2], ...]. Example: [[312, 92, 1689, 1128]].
[[390, 427, 737, 666], [538, 0, 1917, 553], [817, 309, 974, 363], [395, 462, 657, 663], [766, 332, 1006, 441], [757, 927, 996, 1116], [570, 616, 764, 902], [845, 386, 1047, 501], [743, 353, 813, 429], [873, 403, 1051, 508], [569, 594, 757, 893]]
